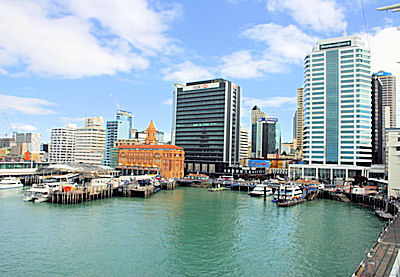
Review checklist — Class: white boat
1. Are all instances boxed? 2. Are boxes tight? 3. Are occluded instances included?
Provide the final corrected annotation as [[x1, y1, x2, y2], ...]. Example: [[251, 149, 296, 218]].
[[249, 184, 273, 197], [272, 185, 304, 202], [23, 176, 70, 202], [24, 183, 59, 202], [0, 177, 23, 189]]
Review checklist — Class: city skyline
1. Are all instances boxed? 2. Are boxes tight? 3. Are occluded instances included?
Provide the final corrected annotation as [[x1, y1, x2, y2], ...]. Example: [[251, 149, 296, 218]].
[[0, 0, 399, 143]]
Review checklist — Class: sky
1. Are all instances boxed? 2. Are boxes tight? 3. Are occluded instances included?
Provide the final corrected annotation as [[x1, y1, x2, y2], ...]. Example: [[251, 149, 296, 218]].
[[0, 0, 399, 143]]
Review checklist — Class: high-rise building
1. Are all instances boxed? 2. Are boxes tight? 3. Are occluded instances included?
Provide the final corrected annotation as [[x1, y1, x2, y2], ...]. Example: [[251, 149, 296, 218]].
[[239, 128, 249, 160], [253, 117, 281, 158], [103, 110, 133, 166], [373, 71, 396, 128], [49, 124, 76, 164], [371, 75, 384, 164], [290, 35, 372, 180], [173, 79, 240, 175], [293, 110, 297, 141], [251, 106, 266, 157], [75, 117, 106, 165], [295, 88, 304, 149], [303, 35, 372, 166]]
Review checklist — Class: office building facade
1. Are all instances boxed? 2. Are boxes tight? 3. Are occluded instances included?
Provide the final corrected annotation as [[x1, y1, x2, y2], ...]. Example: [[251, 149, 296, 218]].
[[295, 88, 304, 150], [371, 75, 384, 164], [239, 128, 249, 161], [254, 117, 281, 158], [75, 117, 106, 165], [103, 110, 133, 166], [173, 79, 240, 175], [251, 105, 267, 157], [290, 35, 372, 181], [374, 71, 396, 128]]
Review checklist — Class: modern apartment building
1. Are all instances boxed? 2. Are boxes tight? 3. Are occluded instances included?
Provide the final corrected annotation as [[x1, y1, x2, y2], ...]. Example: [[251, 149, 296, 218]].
[[75, 117, 106, 165], [103, 110, 133, 166], [172, 79, 240, 175], [290, 35, 372, 181], [49, 124, 76, 164]]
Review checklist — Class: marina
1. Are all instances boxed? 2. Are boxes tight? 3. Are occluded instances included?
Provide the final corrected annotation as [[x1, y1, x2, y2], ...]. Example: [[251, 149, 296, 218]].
[[0, 187, 386, 276]]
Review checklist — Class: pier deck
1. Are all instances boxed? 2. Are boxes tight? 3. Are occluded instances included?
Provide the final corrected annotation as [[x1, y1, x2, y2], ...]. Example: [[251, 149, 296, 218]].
[[354, 209, 400, 276]]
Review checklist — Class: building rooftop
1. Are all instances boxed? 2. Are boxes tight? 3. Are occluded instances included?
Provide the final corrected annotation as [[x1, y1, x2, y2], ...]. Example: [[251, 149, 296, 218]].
[[117, 144, 183, 150], [373, 71, 393, 76]]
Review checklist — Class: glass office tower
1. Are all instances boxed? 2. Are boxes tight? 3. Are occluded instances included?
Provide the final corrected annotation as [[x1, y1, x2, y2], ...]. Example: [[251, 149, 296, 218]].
[[303, 35, 372, 167], [172, 79, 240, 175]]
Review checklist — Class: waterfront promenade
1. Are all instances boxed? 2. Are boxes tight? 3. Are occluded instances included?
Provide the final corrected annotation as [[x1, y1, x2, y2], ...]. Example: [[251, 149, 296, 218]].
[[354, 210, 400, 276]]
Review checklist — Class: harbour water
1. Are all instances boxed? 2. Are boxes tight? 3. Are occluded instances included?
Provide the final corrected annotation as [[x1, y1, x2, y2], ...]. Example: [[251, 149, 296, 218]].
[[0, 187, 384, 276]]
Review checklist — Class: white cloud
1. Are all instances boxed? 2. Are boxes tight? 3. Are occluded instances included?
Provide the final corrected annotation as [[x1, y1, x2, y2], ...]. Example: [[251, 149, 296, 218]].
[[9, 123, 37, 132], [243, 23, 317, 64], [59, 117, 86, 123], [68, 0, 181, 56], [162, 98, 173, 105], [367, 27, 400, 125], [220, 24, 317, 79], [220, 50, 283, 79], [267, 0, 347, 33], [0, 0, 179, 78], [0, 94, 55, 115], [162, 61, 214, 83], [242, 96, 297, 109]]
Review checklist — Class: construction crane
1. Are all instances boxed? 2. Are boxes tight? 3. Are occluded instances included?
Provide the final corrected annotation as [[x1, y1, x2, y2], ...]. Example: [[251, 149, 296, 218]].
[[377, 3, 400, 12], [377, 3, 400, 63]]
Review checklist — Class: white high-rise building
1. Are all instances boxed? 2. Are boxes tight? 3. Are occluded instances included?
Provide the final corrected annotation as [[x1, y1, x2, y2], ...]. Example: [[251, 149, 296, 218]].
[[290, 35, 372, 181], [239, 128, 249, 160], [49, 124, 76, 164], [75, 117, 106, 165]]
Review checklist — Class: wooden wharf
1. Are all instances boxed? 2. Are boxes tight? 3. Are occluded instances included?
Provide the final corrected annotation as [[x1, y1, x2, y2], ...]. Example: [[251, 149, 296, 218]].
[[119, 185, 155, 198], [48, 182, 176, 204], [50, 185, 114, 204], [353, 210, 400, 276], [160, 180, 177, 190]]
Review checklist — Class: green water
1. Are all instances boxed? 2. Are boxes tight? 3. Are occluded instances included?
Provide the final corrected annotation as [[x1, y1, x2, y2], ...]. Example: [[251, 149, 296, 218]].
[[0, 187, 384, 276]]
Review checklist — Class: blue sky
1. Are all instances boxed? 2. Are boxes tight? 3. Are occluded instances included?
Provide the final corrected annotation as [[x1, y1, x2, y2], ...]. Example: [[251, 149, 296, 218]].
[[0, 0, 399, 143]]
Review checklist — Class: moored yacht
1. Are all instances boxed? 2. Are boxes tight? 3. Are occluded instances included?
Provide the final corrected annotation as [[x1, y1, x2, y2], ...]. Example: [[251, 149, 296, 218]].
[[0, 177, 23, 189], [24, 175, 75, 203]]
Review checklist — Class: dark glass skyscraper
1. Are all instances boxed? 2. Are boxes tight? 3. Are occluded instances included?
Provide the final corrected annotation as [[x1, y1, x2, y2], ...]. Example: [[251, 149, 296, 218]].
[[371, 75, 384, 164], [172, 79, 240, 175]]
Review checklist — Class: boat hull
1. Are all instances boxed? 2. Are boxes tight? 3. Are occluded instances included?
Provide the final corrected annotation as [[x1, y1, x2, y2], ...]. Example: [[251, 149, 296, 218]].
[[0, 184, 23, 189]]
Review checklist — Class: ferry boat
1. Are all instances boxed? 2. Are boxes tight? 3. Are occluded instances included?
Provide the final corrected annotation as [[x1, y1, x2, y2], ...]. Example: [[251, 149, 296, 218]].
[[249, 184, 273, 197], [272, 184, 304, 202], [0, 177, 23, 189]]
